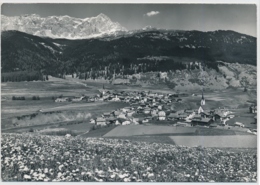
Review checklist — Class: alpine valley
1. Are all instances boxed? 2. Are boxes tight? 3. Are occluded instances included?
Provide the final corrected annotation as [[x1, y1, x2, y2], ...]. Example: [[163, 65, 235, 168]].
[[1, 14, 257, 90]]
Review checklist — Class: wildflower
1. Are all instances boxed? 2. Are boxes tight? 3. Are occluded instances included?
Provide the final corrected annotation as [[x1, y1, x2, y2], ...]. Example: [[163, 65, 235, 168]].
[[148, 173, 154, 178], [86, 172, 92, 176], [24, 174, 31, 180], [124, 177, 131, 182], [57, 172, 63, 178]]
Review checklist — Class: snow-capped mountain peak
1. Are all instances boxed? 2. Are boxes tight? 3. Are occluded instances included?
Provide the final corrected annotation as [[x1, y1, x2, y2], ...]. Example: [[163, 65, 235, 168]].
[[1, 13, 127, 39]]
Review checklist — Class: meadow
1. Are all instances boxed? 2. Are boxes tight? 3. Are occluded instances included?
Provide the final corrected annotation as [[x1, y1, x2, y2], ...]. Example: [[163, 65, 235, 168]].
[[1, 133, 257, 182]]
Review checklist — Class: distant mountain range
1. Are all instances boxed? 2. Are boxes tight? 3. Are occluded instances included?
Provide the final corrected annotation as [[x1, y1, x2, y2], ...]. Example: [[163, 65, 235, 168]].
[[1, 13, 127, 39]]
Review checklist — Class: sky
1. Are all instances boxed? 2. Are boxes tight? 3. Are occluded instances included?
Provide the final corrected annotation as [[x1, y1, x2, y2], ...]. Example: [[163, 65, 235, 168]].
[[1, 3, 257, 37]]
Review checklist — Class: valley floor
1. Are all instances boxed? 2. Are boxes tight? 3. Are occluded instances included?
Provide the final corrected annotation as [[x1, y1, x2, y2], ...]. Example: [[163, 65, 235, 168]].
[[1, 76, 257, 182]]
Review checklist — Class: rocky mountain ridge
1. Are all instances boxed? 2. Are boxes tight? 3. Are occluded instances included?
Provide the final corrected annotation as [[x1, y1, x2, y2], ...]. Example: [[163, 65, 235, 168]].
[[1, 13, 127, 39]]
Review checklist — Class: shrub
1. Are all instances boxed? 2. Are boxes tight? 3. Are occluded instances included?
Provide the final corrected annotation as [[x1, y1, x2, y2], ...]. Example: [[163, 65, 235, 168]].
[[12, 96, 25, 100], [32, 96, 40, 100]]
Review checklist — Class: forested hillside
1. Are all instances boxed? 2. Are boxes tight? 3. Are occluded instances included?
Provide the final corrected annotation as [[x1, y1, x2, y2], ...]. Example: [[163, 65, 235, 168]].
[[1, 29, 256, 81]]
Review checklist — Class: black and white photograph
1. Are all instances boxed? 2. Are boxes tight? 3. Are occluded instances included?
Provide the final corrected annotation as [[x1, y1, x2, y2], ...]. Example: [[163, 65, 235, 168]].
[[1, 2, 258, 183]]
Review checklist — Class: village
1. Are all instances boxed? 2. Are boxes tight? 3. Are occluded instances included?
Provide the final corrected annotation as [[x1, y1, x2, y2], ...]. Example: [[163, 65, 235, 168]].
[[54, 88, 257, 135]]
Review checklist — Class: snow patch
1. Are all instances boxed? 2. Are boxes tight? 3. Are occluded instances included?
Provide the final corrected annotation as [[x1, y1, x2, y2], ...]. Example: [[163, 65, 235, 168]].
[[39, 42, 56, 53]]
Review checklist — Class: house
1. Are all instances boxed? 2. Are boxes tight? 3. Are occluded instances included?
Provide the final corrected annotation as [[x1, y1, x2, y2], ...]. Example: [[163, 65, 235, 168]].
[[200, 111, 211, 118], [122, 107, 131, 113], [111, 95, 120, 101], [176, 122, 190, 127], [168, 113, 180, 120], [89, 119, 95, 124], [96, 117, 106, 126], [55, 97, 68, 102], [209, 123, 218, 127], [158, 105, 163, 110], [214, 112, 226, 121], [234, 122, 245, 127], [151, 109, 158, 117], [115, 120, 121, 125], [185, 109, 195, 114], [178, 113, 189, 120], [122, 121, 131, 126], [103, 112, 111, 118], [144, 108, 151, 114], [126, 111, 135, 117], [113, 110, 121, 117], [191, 117, 213, 126], [249, 105, 257, 113], [72, 96, 85, 102], [107, 117, 116, 124], [158, 111, 166, 121], [118, 113, 127, 119], [142, 118, 149, 123]]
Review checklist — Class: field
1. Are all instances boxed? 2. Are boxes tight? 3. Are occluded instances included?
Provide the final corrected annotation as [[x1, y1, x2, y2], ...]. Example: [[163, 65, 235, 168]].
[[169, 135, 257, 148]]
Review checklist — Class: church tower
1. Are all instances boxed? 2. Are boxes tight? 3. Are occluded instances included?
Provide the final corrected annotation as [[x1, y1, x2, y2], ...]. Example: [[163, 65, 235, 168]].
[[201, 89, 205, 105]]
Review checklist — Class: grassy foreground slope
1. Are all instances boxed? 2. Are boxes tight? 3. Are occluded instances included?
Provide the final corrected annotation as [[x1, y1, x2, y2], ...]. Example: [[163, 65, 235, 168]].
[[1, 133, 257, 182]]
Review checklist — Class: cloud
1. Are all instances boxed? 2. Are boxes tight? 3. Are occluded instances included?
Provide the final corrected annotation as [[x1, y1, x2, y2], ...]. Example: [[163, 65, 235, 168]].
[[145, 11, 160, 17]]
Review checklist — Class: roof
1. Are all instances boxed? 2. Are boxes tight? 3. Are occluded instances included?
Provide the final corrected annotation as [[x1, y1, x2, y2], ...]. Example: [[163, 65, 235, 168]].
[[185, 109, 194, 113], [192, 117, 211, 123], [214, 112, 225, 117], [168, 113, 179, 118], [96, 117, 106, 122]]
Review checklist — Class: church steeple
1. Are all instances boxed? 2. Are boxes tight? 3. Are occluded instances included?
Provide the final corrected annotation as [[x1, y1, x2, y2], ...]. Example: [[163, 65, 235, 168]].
[[201, 88, 205, 105]]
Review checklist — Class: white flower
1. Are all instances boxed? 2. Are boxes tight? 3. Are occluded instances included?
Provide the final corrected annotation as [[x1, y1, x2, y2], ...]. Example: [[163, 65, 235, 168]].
[[24, 174, 31, 180], [57, 172, 63, 178], [59, 165, 64, 171], [86, 172, 92, 176], [124, 177, 131, 182], [148, 173, 154, 178]]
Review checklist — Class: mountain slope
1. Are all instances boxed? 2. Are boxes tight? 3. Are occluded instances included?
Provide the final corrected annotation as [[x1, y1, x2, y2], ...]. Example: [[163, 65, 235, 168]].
[[1, 31, 62, 74], [1, 29, 257, 89], [1, 14, 127, 39]]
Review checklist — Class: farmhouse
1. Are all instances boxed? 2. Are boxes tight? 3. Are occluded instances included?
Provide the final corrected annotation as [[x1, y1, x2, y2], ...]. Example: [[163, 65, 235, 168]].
[[249, 105, 257, 113], [214, 112, 226, 121], [158, 111, 166, 120], [55, 97, 68, 102], [72, 96, 85, 102], [168, 113, 180, 120], [103, 112, 111, 118], [96, 117, 106, 126], [126, 111, 135, 117], [191, 117, 213, 126]]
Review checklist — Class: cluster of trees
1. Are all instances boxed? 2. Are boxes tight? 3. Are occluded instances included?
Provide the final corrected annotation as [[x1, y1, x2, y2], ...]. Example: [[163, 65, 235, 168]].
[[32, 96, 40, 100], [1, 71, 45, 82], [12, 96, 25, 100], [77, 59, 189, 80]]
